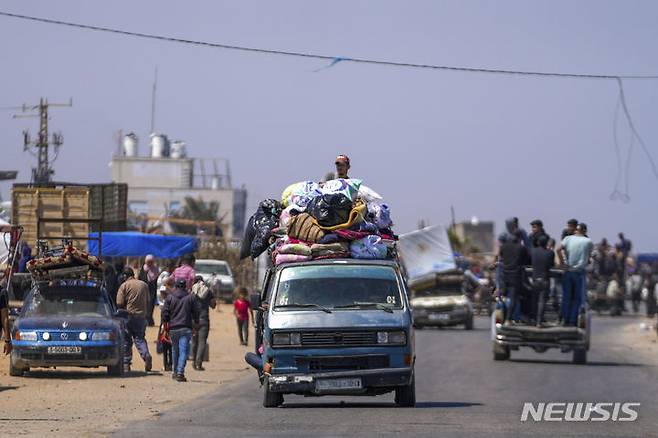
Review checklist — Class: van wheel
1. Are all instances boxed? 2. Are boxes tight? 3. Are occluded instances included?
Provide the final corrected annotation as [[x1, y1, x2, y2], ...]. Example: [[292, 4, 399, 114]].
[[263, 381, 284, 408], [572, 348, 587, 365], [464, 314, 474, 330], [9, 356, 27, 377], [493, 342, 510, 361], [395, 375, 416, 407], [107, 360, 124, 377]]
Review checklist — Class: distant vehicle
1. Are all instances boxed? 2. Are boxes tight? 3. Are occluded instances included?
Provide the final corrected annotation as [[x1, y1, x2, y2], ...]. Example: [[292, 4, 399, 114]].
[[247, 259, 416, 408], [409, 270, 474, 330], [195, 259, 234, 303], [491, 268, 591, 364], [10, 280, 127, 377]]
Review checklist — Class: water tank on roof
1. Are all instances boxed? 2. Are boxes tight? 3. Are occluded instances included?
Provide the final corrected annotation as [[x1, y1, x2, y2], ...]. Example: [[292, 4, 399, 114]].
[[170, 140, 187, 159], [122, 133, 138, 156], [150, 133, 169, 158]]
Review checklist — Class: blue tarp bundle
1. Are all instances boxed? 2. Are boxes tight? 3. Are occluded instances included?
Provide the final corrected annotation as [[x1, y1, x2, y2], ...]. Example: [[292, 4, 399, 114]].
[[637, 253, 658, 264], [88, 232, 197, 258]]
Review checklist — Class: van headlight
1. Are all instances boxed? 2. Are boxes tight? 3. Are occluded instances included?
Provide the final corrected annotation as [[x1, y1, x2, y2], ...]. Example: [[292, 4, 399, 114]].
[[272, 332, 301, 346], [92, 331, 115, 341], [16, 330, 38, 341], [377, 331, 406, 345]]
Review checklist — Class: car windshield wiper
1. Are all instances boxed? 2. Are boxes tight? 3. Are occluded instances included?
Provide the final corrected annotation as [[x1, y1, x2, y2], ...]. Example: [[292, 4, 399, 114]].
[[275, 303, 332, 313], [334, 302, 394, 313]]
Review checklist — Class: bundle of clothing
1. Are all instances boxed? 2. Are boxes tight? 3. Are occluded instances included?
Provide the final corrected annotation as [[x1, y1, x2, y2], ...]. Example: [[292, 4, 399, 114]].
[[240, 178, 398, 265]]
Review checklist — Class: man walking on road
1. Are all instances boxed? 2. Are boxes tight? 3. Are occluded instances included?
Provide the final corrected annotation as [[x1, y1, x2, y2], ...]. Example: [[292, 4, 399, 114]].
[[558, 223, 593, 326], [162, 278, 200, 382], [1, 281, 12, 355], [191, 276, 216, 371], [138, 254, 160, 327], [116, 267, 153, 373]]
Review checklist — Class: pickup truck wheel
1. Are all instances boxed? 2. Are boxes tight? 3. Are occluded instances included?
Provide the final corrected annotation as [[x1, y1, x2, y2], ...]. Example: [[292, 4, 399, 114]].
[[464, 314, 474, 330], [572, 348, 587, 365], [263, 381, 284, 408], [395, 375, 416, 407], [9, 356, 27, 377], [493, 342, 510, 361]]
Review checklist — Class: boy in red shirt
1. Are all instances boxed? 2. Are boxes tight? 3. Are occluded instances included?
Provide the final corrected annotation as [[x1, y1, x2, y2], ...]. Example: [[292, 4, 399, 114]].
[[233, 287, 253, 346]]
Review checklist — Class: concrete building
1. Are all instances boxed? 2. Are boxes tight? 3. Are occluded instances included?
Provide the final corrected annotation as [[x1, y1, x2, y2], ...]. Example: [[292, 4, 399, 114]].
[[110, 133, 246, 239], [454, 220, 495, 254]]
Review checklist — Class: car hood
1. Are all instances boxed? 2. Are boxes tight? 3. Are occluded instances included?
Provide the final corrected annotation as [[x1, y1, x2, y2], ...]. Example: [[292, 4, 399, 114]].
[[267, 309, 410, 330], [411, 295, 468, 308], [15, 316, 120, 331]]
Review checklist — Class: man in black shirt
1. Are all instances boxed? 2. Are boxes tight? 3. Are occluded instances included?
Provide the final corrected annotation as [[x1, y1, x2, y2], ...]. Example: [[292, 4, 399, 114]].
[[531, 235, 555, 326], [500, 232, 530, 323], [529, 219, 550, 248]]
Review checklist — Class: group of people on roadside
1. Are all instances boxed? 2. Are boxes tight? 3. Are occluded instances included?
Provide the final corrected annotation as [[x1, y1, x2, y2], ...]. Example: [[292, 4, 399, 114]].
[[113, 254, 254, 383], [496, 217, 594, 326]]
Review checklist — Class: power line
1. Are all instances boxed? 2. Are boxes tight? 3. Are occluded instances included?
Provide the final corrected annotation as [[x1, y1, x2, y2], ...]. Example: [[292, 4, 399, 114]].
[[2, 10, 658, 80]]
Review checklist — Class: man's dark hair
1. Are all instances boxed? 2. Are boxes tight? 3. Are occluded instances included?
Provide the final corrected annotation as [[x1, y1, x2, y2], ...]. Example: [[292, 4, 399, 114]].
[[530, 219, 543, 228], [537, 234, 549, 248], [182, 254, 195, 265], [567, 218, 578, 226], [577, 222, 588, 233], [122, 267, 135, 278], [194, 275, 204, 284], [175, 278, 187, 289]]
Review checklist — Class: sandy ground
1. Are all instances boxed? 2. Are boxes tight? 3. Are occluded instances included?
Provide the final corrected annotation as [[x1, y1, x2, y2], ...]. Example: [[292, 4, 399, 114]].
[[620, 313, 658, 358], [0, 304, 254, 438]]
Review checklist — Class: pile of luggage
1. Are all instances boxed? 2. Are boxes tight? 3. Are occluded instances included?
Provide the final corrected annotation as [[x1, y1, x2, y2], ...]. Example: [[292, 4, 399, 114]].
[[240, 178, 397, 265]]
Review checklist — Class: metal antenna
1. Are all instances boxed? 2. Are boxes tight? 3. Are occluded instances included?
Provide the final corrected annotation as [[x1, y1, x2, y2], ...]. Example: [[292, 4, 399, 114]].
[[12, 97, 72, 184], [150, 66, 158, 134]]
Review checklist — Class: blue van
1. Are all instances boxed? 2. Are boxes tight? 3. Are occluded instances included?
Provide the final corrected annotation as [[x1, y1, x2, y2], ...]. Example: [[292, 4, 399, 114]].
[[247, 259, 416, 408]]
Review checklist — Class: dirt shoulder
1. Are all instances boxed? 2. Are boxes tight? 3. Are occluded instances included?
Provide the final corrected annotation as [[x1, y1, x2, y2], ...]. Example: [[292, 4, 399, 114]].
[[618, 314, 658, 361], [0, 304, 253, 438]]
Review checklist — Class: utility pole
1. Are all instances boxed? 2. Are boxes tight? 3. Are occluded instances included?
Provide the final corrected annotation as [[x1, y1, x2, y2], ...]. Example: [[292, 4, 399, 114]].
[[13, 97, 72, 184]]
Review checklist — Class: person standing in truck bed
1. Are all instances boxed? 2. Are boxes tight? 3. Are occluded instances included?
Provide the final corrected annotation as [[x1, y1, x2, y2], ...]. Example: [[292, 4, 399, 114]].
[[531, 235, 555, 326]]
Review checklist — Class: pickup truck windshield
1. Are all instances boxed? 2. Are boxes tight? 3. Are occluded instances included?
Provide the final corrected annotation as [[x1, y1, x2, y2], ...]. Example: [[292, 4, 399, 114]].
[[22, 287, 112, 318], [413, 283, 463, 297], [274, 265, 403, 310]]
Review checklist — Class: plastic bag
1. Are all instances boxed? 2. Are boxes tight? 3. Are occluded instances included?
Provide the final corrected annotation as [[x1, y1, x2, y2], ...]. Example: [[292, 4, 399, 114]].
[[358, 184, 383, 204], [281, 181, 321, 208], [307, 193, 353, 227], [350, 235, 388, 259], [313, 201, 367, 231], [279, 205, 303, 228], [320, 178, 362, 201], [240, 199, 282, 260], [368, 203, 393, 229]]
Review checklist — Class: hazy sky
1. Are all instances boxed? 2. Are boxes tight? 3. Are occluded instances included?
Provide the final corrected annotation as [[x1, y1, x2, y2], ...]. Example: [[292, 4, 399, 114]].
[[1, 1, 657, 250]]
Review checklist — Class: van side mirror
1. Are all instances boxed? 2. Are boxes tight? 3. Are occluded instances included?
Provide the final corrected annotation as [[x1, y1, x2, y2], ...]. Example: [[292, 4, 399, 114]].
[[250, 293, 262, 310]]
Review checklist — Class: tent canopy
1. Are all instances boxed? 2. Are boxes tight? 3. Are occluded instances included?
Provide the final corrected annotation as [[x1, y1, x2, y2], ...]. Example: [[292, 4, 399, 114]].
[[88, 232, 197, 258]]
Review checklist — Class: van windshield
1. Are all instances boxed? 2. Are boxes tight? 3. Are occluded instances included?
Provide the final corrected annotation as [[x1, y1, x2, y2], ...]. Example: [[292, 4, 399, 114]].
[[196, 262, 230, 276], [22, 286, 112, 318], [274, 265, 403, 310]]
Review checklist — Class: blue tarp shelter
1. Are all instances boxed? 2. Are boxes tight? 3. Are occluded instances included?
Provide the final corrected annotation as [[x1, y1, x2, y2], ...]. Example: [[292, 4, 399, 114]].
[[88, 232, 197, 258]]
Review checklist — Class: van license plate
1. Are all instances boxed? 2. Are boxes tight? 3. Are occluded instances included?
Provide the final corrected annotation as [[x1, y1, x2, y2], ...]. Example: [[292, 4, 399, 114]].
[[316, 378, 362, 391], [47, 346, 82, 354]]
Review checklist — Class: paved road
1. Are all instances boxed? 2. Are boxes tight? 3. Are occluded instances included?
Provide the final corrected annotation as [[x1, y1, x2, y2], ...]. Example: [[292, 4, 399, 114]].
[[116, 316, 658, 438]]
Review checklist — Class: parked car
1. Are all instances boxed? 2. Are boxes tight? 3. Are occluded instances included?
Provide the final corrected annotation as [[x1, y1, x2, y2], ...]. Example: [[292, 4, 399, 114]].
[[246, 259, 416, 408], [195, 259, 235, 303], [10, 279, 126, 377]]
